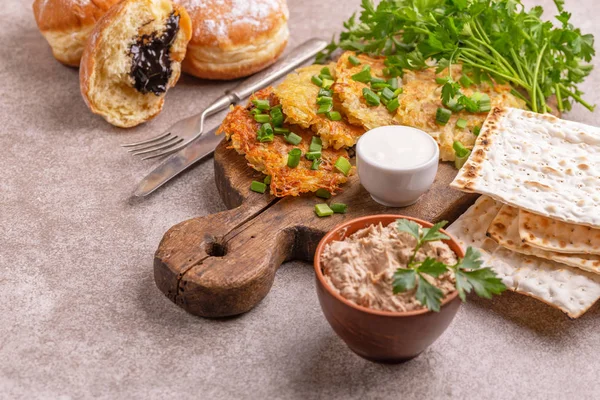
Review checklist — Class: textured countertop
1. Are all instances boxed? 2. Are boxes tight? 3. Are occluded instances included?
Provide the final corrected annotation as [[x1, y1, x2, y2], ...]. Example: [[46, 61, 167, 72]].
[[2, 0, 600, 398]]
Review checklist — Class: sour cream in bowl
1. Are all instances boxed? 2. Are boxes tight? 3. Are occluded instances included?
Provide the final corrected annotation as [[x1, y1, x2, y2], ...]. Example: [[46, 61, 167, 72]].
[[356, 126, 439, 207]]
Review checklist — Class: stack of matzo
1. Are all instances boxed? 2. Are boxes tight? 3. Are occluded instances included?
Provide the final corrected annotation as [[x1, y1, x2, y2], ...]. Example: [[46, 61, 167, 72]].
[[448, 107, 600, 318]]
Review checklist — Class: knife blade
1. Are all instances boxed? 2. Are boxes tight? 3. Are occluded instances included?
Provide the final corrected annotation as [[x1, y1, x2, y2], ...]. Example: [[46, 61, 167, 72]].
[[133, 127, 222, 197]]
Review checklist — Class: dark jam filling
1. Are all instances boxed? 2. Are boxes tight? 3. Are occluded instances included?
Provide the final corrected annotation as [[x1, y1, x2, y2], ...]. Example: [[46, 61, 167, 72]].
[[129, 12, 180, 96]]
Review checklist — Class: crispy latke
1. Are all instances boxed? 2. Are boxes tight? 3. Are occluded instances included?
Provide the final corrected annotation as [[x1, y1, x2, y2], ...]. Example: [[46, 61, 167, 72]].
[[216, 87, 353, 197], [274, 64, 365, 150], [334, 51, 526, 161]]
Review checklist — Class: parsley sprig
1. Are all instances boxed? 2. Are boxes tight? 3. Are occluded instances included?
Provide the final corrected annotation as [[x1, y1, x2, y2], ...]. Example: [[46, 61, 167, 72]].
[[317, 0, 595, 113], [393, 219, 506, 312]]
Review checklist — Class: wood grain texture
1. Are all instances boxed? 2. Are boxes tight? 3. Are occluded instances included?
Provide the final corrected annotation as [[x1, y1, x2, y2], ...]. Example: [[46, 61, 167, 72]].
[[154, 140, 478, 317]]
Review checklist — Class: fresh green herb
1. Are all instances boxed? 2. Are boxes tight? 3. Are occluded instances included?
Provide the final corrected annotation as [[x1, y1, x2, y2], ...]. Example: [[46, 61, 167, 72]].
[[435, 107, 452, 125], [264, 175, 271, 185], [311, 75, 323, 87], [315, 204, 334, 217], [284, 132, 302, 145], [387, 97, 400, 112], [287, 148, 302, 168], [274, 127, 290, 135], [322, 78, 334, 90], [306, 151, 322, 161], [334, 156, 352, 176], [254, 114, 270, 123], [351, 65, 372, 83], [252, 99, 270, 111], [471, 92, 491, 113], [327, 111, 342, 121], [320, 67, 332, 77], [317, 96, 333, 105], [311, 158, 322, 170], [309, 136, 323, 152], [362, 87, 380, 106], [380, 87, 395, 101], [257, 123, 274, 142], [318, 88, 333, 97], [456, 118, 468, 129], [317, 102, 334, 114], [348, 55, 361, 66], [315, 188, 332, 199], [317, 0, 595, 113], [250, 181, 267, 194], [330, 203, 348, 213], [371, 82, 390, 90], [250, 108, 262, 115], [270, 108, 284, 127], [393, 219, 506, 312], [453, 141, 471, 169], [388, 77, 398, 90]]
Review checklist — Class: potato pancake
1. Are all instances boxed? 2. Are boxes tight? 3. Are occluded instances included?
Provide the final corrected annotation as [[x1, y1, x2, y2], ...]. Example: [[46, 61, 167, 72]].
[[274, 64, 365, 150], [216, 87, 353, 197], [334, 52, 526, 161]]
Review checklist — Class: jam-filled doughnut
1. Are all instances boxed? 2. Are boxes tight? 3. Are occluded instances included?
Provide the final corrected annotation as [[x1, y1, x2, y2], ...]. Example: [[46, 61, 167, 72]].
[[33, 0, 121, 67], [79, 0, 192, 128], [175, 0, 289, 80]]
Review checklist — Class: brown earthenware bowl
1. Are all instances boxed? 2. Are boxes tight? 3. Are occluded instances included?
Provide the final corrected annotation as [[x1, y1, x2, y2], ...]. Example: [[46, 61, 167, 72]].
[[314, 215, 463, 363]]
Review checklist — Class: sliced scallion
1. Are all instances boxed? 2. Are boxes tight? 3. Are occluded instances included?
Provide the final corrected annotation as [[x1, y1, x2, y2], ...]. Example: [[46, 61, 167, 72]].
[[381, 87, 395, 101], [473, 126, 481, 136], [330, 203, 347, 214], [315, 188, 331, 199], [316, 96, 333, 105], [250, 108, 262, 115], [306, 151, 322, 161], [309, 136, 322, 152], [321, 78, 334, 89], [310, 159, 321, 170], [436, 107, 452, 125], [252, 99, 270, 111], [311, 75, 323, 87], [388, 78, 398, 90], [318, 88, 333, 97], [254, 114, 270, 123], [320, 67, 332, 77], [370, 77, 386, 84], [287, 148, 302, 168], [284, 132, 302, 145], [274, 127, 290, 135], [327, 111, 342, 121], [456, 118, 468, 129], [264, 175, 271, 185], [453, 141, 470, 158], [362, 88, 380, 106], [351, 65, 371, 83], [334, 156, 352, 176], [315, 204, 334, 217], [317, 102, 333, 114], [250, 181, 267, 193], [471, 92, 491, 112], [371, 82, 390, 90], [257, 123, 274, 142], [393, 88, 403, 97], [387, 97, 400, 112], [348, 55, 361, 66], [270, 108, 283, 127]]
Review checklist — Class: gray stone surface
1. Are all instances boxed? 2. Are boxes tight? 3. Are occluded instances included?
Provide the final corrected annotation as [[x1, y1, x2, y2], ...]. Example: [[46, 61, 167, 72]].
[[2, 0, 600, 398]]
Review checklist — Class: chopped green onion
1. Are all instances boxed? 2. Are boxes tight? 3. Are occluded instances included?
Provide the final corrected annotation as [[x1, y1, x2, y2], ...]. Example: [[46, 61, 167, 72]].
[[257, 123, 274, 142], [254, 114, 270, 123], [454, 141, 472, 169], [270, 104, 282, 110], [471, 92, 491, 112], [305, 151, 322, 161], [316, 96, 333, 105], [270, 108, 283, 127], [473, 126, 481, 136], [317, 102, 333, 114], [321, 78, 334, 89], [315, 204, 334, 217], [370, 77, 386, 84], [348, 55, 361, 66], [264, 175, 271, 185], [287, 148, 302, 168], [387, 97, 400, 112], [327, 111, 342, 121], [436, 107, 452, 125], [250, 181, 267, 193], [274, 127, 289, 135], [371, 82, 390, 90], [393, 88, 403, 97], [309, 136, 322, 152], [252, 99, 270, 111], [362, 88, 380, 106], [351, 65, 371, 83], [330, 203, 347, 214], [284, 132, 302, 145], [318, 88, 333, 97], [445, 97, 464, 112], [320, 67, 332, 76], [388, 78, 398, 90], [311, 75, 323, 87], [460, 75, 474, 88], [381, 87, 395, 101], [334, 156, 352, 176], [453, 141, 470, 158], [250, 108, 263, 115], [315, 188, 331, 199], [456, 118, 468, 129], [380, 97, 389, 106], [310, 159, 321, 170]]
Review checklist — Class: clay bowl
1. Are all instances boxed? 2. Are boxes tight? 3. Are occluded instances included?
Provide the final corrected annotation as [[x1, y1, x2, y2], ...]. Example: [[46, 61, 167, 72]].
[[313, 215, 463, 363]]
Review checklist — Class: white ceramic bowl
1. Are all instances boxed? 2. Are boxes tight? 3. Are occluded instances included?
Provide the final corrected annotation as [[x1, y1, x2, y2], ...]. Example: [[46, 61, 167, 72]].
[[356, 126, 439, 207]]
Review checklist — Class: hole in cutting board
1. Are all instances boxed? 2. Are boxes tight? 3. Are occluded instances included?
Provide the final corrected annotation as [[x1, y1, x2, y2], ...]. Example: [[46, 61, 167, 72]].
[[205, 239, 228, 257]]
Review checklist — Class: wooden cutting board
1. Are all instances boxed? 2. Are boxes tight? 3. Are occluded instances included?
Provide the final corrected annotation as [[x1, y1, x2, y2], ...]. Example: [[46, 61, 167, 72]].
[[154, 140, 478, 318]]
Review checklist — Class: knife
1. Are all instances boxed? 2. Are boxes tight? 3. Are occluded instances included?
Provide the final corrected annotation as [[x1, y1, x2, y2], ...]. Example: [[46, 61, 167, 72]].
[[134, 38, 329, 197]]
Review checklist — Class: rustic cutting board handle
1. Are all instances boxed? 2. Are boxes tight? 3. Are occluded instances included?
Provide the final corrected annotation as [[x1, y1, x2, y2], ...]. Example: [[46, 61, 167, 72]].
[[154, 140, 478, 318]]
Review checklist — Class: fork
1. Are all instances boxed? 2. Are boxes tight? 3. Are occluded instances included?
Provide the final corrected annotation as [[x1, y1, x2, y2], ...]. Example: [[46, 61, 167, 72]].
[[122, 38, 329, 160]]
